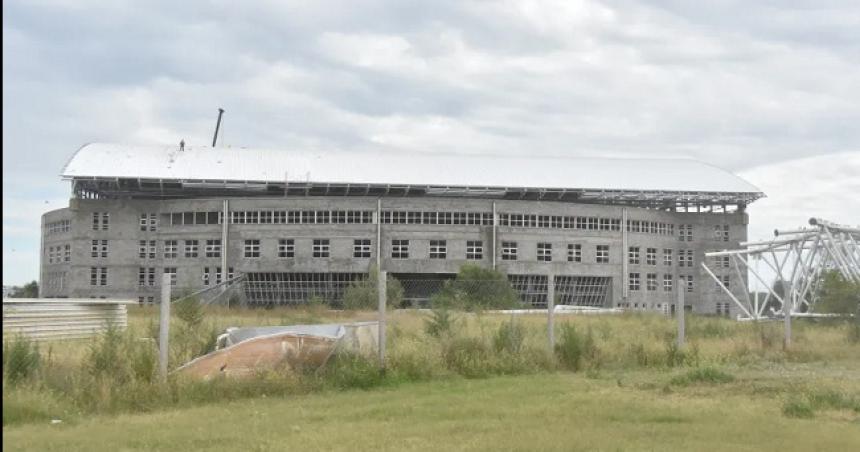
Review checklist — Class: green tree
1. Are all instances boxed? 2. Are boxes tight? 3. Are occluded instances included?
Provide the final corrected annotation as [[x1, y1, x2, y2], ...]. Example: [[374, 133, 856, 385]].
[[10, 281, 38, 298], [430, 264, 521, 311], [816, 270, 860, 314], [342, 266, 404, 310]]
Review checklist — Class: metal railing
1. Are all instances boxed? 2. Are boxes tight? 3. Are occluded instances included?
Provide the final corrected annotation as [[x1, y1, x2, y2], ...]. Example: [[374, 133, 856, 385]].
[[2, 299, 135, 341]]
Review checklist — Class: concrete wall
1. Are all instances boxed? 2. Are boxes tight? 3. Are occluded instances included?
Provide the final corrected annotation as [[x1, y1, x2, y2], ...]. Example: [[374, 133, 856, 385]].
[[39, 196, 748, 315]]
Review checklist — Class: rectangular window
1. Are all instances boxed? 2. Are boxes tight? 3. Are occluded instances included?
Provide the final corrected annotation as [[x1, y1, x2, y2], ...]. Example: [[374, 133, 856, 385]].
[[90, 267, 98, 286], [140, 213, 149, 231], [501, 241, 518, 261], [679, 224, 693, 242], [101, 213, 109, 231], [646, 248, 657, 265], [92, 240, 100, 258], [717, 275, 730, 289], [596, 245, 609, 264], [202, 267, 210, 286], [647, 273, 657, 291], [629, 273, 640, 291], [164, 267, 177, 286], [567, 244, 582, 262], [148, 240, 156, 259], [313, 239, 330, 258], [149, 213, 157, 231], [685, 275, 694, 293], [715, 255, 730, 269], [391, 239, 409, 259], [537, 243, 552, 262], [244, 239, 260, 258], [686, 250, 694, 268], [714, 224, 730, 242], [92, 212, 100, 231], [139, 240, 148, 259], [164, 240, 178, 259], [628, 246, 640, 264], [353, 239, 372, 258], [663, 248, 673, 266], [184, 240, 199, 258], [429, 240, 447, 259], [466, 240, 483, 260], [277, 239, 295, 258], [663, 274, 673, 292], [205, 239, 222, 258]]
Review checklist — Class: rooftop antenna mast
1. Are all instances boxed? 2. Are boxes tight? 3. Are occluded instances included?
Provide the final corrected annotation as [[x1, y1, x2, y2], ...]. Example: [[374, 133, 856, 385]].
[[212, 108, 225, 147]]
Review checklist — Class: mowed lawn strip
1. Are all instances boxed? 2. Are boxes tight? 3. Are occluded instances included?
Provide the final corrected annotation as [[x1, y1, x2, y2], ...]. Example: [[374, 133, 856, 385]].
[[5, 373, 860, 452]]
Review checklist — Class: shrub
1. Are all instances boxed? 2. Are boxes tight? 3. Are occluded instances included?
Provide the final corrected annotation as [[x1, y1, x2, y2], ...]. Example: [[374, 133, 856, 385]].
[[342, 267, 405, 310], [443, 336, 491, 378], [493, 319, 526, 354], [173, 294, 204, 328], [430, 265, 520, 311], [3, 335, 41, 385], [424, 309, 459, 338], [555, 324, 583, 371]]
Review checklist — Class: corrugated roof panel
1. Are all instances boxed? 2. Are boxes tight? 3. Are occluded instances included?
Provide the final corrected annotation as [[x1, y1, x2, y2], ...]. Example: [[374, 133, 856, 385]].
[[61, 143, 763, 194]]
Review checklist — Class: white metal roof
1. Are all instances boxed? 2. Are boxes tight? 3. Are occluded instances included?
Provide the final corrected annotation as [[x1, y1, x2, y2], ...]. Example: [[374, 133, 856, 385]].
[[62, 143, 762, 194]]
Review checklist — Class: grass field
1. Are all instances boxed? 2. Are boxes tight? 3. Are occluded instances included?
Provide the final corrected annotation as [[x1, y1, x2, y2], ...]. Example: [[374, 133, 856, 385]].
[[5, 368, 860, 451], [4, 307, 860, 451]]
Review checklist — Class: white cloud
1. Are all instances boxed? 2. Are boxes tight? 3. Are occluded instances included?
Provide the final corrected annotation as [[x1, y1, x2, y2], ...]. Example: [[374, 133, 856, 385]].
[[4, 0, 860, 284]]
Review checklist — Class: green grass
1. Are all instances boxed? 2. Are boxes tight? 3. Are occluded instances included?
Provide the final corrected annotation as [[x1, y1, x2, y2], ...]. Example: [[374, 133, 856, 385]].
[[4, 372, 860, 452], [4, 307, 860, 450]]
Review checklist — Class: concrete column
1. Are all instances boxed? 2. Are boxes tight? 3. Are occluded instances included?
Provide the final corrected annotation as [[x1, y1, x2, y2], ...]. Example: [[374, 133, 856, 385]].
[[221, 200, 229, 295], [676, 279, 685, 348], [547, 274, 555, 351], [378, 270, 387, 368], [159, 273, 171, 381], [622, 208, 629, 301], [376, 198, 382, 271], [492, 201, 497, 271]]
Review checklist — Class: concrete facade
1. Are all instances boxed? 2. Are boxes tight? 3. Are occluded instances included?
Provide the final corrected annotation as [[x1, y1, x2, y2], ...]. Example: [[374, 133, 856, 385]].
[[40, 195, 748, 316]]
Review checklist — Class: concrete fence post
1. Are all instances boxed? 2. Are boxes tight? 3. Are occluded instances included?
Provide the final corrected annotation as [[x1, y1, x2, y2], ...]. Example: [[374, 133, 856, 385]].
[[676, 280, 685, 349], [159, 273, 171, 381], [782, 280, 791, 350], [378, 270, 387, 368], [547, 274, 555, 352]]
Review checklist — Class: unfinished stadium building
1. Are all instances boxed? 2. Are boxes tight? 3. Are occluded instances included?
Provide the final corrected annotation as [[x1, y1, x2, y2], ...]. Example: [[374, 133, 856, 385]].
[[40, 143, 765, 316]]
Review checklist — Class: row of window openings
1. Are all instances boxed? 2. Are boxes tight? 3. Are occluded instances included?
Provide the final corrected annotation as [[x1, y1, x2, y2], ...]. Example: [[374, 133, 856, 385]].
[[46, 245, 71, 264], [502, 243, 609, 263], [93, 211, 730, 244], [136, 267, 235, 287], [168, 210, 373, 226], [628, 274, 696, 293], [45, 220, 71, 235], [627, 247, 694, 267]]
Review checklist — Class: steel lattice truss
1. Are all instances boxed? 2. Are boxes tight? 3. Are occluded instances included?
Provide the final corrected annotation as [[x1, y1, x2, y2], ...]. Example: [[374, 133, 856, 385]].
[[703, 218, 860, 320]]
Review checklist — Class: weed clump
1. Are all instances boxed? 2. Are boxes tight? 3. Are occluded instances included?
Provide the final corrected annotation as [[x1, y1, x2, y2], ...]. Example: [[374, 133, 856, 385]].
[[669, 367, 735, 386], [782, 398, 815, 418], [555, 324, 583, 371], [3, 335, 41, 385]]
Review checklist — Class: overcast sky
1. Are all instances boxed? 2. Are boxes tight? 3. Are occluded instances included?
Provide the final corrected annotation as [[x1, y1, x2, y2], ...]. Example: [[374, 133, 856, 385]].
[[3, 0, 859, 285]]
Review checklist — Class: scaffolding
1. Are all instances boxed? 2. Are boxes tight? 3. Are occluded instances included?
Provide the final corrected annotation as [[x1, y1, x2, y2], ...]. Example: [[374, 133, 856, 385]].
[[703, 218, 860, 320]]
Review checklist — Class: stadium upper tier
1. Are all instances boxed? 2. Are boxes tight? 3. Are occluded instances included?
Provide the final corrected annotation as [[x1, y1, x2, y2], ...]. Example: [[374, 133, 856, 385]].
[[62, 143, 764, 207]]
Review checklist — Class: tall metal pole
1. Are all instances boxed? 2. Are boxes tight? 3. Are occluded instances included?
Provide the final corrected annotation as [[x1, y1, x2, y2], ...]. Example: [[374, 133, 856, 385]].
[[159, 273, 171, 381], [547, 274, 555, 352], [676, 278, 685, 348], [221, 199, 229, 305], [377, 271, 387, 368], [212, 108, 225, 147]]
